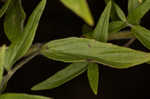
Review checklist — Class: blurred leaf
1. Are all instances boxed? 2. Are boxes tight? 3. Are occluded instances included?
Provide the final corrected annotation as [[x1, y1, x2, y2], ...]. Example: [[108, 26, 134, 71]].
[[108, 31, 133, 40], [4, 0, 46, 70], [104, 0, 118, 21], [4, 0, 26, 42], [109, 21, 126, 33], [0, 0, 11, 18], [41, 37, 150, 69], [0, 46, 6, 86], [93, 1, 112, 42], [127, 0, 150, 24], [82, 24, 93, 34], [128, 0, 140, 13], [32, 62, 88, 90], [87, 63, 99, 95], [114, 3, 126, 22], [132, 25, 150, 49], [61, 0, 94, 26], [0, 93, 51, 99]]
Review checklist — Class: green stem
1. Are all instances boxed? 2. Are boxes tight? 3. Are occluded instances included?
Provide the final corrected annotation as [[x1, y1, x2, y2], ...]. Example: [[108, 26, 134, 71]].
[[124, 37, 136, 47], [108, 31, 134, 40], [0, 43, 42, 93]]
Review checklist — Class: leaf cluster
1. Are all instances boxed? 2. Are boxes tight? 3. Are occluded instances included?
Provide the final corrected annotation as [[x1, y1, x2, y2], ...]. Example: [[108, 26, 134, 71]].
[[0, 0, 150, 98]]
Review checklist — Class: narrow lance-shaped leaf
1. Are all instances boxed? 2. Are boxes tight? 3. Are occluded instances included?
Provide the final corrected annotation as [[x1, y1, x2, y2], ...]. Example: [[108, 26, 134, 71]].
[[41, 37, 150, 69], [4, 0, 26, 42], [104, 0, 118, 21], [0, 46, 6, 87], [127, 0, 150, 24], [128, 0, 144, 13], [93, 1, 112, 42], [87, 63, 99, 95], [131, 25, 150, 49], [0, 93, 51, 99], [4, 0, 46, 70], [109, 21, 126, 33], [114, 3, 126, 22], [32, 62, 88, 90], [61, 0, 94, 26], [0, 0, 11, 18]]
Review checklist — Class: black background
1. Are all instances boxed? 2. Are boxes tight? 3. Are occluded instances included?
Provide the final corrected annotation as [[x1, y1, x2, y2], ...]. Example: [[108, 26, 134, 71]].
[[1, 0, 150, 99]]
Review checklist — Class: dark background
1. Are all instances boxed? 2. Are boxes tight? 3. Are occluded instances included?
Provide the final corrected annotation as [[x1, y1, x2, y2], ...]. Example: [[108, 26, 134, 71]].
[[1, 0, 150, 99]]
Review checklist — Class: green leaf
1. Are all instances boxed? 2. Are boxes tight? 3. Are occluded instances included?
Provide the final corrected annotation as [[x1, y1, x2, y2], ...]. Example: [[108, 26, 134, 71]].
[[93, 1, 112, 42], [127, 0, 150, 24], [4, 0, 26, 42], [109, 21, 126, 33], [61, 0, 94, 26], [114, 3, 126, 22], [128, 0, 144, 14], [4, 0, 46, 70], [0, 46, 6, 86], [87, 63, 99, 95], [104, 0, 118, 21], [41, 37, 150, 69], [0, 0, 11, 18], [131, 25, 150, 49], [0, 93, 51, 99], [32, 62, 88, 90]]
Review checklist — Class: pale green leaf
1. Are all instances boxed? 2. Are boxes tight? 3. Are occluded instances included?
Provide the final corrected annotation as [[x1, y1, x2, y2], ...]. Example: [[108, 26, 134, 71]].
[[93, 1, 112, 42], [128, 0, 150, 24], [0, 0, 11, 18], [131, 25, 150, 49], [32, 62, 88, 90], [4, 0, 46, 70], [0, 46, 6, 86], [41, 37, 150, 69], [87, 63, 99, 95], [114, 3, 126, 22], [0, 93, 51, 99], [109, 21, 126, 33], [61, 0, 94, 26], [4, 0, 26, 42]]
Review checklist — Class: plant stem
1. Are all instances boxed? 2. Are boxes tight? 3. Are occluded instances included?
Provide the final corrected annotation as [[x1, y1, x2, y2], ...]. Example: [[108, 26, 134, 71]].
[[124, 37, 136, 47], [0, 43, 42, 93], [108, 31, 134, 41]]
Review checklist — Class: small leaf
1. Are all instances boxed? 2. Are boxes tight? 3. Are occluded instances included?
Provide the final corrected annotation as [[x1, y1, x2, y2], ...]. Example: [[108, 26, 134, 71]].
[[104, 0, 118, 21], [61, 0, 94, 26], [4, 0, 25, 42], [4, 0, 46, 70], [128, 0, 150, 24], [0, 46, 6, 86], [87, 63, 99, 95], [4, 0, 26, 42], [41, 37, 150, 69], [0, 93, 51, 99], [114, 3, 126, 22], [32, 62, 88, 90], [93, 1, 112, 42], [0, 0, 11, 18], [109, 21, 126, 33], [128, 0, 140, 14], [131, 25, 150, 49]]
